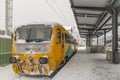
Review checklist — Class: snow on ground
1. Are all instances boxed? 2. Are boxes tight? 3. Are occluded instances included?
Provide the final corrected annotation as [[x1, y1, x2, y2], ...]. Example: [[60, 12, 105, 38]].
[[77, 46, 86, 50], [0, 65, 50, 80], [1, 50, 120, 80], [52, 52, 120, 80], [0, 67, 3, 70]]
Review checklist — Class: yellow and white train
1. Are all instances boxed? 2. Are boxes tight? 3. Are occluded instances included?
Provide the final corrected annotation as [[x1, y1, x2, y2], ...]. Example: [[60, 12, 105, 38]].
[[10, 23, 77, 76]]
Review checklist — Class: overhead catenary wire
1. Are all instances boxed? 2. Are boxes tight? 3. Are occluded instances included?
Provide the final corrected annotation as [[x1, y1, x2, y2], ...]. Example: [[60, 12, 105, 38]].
[[53, 0, 72, 26], [44, 0, 68, 25]]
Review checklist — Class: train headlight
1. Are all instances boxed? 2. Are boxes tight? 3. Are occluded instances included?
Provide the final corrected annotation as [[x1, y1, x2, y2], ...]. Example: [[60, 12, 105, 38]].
[[39, 57, 48, 64], [9, 57, 17, 63]]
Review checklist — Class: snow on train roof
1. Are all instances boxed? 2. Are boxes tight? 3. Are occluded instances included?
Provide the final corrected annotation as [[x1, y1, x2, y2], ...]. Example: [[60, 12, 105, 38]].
[[15, 22, 62, 28]]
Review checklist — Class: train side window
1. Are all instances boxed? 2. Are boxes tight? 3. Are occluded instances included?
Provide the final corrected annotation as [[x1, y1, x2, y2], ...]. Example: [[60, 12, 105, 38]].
[[66, 34, 68, 43], [67, 36, 69, 43], [68, 35, 69, 43], [57, 29, 61, 43], [70, 37, 72, 44], [72, 38, 73, 44], [65, 33, 67, 43], [67, 35, 69, 43]]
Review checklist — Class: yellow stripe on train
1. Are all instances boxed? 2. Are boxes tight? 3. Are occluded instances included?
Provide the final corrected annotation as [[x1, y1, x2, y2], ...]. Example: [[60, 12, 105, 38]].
[[10, 23, 77, 76]]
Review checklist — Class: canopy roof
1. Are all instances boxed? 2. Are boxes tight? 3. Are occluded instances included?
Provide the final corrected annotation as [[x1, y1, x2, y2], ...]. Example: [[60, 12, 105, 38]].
[[70, 0, 120, 38]]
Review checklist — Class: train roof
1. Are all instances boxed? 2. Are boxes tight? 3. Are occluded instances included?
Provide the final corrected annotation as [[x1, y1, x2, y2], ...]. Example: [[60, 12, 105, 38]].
[[15, 22, 62, 28], [14, 22, 74, 38]]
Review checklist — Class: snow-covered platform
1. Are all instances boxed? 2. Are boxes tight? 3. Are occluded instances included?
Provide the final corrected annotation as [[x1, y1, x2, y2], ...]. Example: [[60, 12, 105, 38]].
[[53, 52, 120, 80], [1, 50, 120, 80]]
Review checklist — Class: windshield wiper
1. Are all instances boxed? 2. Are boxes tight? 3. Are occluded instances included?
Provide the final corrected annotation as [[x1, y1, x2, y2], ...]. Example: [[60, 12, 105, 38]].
[[26, 39, 45, 42], [34, 39, 45, 42], [25, 39, 33, 42]]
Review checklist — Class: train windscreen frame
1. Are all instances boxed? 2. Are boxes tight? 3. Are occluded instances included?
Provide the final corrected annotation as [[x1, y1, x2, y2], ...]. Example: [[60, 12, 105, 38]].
[[16, 25, 52, 42]]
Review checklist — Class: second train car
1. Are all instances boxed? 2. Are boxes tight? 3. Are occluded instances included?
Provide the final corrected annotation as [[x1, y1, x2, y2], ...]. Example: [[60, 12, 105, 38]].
[[9, 23, 77, 76]]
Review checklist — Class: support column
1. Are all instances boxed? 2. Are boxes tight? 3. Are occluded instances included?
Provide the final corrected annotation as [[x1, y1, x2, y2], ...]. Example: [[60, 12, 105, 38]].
[[97, 35, 98, 46], [112, 7, 119, 64], [86, 34, 93, 53], [86, 35, 89, 46], [104, 30, 106, 46], [89, 31, 90, 46]]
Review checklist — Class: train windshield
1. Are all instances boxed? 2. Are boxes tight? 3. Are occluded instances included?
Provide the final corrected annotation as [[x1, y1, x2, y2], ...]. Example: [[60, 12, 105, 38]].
[[16, 25, 52, 42]]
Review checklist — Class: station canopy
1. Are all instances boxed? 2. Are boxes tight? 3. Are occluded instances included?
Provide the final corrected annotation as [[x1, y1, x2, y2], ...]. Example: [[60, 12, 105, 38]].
[[70, 0, 120, 38]]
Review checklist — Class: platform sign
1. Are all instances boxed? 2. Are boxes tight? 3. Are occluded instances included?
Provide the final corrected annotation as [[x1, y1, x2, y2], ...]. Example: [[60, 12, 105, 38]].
[[94, 32, 104, 35]]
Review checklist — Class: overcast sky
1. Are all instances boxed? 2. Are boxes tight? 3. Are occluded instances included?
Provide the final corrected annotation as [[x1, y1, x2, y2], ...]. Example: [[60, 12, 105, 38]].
[[13, 0, 77, 27], [0, 0, 5, 29], [0, 0, 80, 39], [0, 0, 77, 28]]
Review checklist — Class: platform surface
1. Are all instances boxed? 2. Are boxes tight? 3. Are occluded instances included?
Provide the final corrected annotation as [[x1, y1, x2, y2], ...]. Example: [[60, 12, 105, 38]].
[[0, 49, 120, 80], [53, 52, 120, 80]]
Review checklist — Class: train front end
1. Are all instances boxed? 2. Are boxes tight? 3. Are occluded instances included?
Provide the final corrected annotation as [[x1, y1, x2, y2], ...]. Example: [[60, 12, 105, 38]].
[[10, 24, 55, 76]]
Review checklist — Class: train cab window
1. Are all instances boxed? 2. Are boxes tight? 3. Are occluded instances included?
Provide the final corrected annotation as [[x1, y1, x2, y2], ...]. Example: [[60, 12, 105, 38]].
[[57, 29, 61, 43]]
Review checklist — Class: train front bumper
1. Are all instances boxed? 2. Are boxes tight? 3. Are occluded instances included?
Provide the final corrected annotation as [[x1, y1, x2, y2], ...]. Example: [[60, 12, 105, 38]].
[[10, 55, 56, 76]]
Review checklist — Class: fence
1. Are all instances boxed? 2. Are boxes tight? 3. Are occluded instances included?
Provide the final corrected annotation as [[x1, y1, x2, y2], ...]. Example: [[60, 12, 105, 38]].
[[0, 37, 11, 66]]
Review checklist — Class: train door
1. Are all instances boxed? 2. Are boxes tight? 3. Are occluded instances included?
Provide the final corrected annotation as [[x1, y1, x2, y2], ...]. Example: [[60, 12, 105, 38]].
[[62, 33, 65, 54], [56, 29, 62, 64]]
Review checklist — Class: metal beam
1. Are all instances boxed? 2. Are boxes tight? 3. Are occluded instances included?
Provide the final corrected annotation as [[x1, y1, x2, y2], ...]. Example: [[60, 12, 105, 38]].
[[94, 13, 107, 29], [79, 28, 94, 31], [75, 13, 100, 18], [100, 28, 112, 30], [80, 33, 88, 34], [92, 0, 117, 35], [98, 16, 112, 30], [71, 5, 106, 11], [106, 29, 112, 33], [113, 0, 120, 7], [105, 23, 120, 26], [79, 31, 89, 33], [80, 34, 88, 35], [78, 23, 94, 26], [79, 27, 112, 31], [111, 0, 117, 6]]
